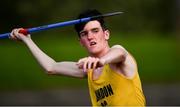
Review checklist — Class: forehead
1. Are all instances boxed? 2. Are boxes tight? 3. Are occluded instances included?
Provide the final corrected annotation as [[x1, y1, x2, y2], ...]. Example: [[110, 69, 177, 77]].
[[83, 20, 101, 30]]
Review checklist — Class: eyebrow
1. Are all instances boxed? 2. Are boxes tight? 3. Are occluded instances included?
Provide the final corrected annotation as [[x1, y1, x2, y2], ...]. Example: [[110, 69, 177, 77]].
[[79, 30, 86, 34], [91, 27, 99, 31], [79, 27, 100, 34]]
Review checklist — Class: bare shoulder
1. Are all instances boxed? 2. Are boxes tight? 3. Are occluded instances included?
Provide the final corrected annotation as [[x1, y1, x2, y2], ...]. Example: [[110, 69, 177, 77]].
[[120, 52, 138, 79], [111, 45, 137, 79], [111, 44, 128, 54], [111, 44, 126, 50]]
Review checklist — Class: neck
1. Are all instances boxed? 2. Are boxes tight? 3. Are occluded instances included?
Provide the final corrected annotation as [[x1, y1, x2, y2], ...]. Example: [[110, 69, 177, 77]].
[[90, 45, 110, 58]]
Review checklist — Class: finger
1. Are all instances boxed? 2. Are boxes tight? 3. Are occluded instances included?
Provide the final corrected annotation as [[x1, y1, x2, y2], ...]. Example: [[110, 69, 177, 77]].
[[10, 29, 16, 38], [15, 28, 25, 37], [93, 58, 99, 69], [87, 57, 92, 69], [12, 29, 19, 38], [83, 59, 88, 72], [88, 60, 93, 69], [9, 32, 15, 40], [87, 57, 96, 69], [10, 32, 18, 40], [77, 58, 86, 69], [76, 62, 83, 69], [9, 28, 23, 41], [77, 59, 83, 65], [77, 57, 86, 64], [13, 29, 22, 40]]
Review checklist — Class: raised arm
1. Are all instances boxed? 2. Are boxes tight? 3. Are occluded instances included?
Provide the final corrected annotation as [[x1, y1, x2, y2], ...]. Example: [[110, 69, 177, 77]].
[[10, 28, 85, 78]]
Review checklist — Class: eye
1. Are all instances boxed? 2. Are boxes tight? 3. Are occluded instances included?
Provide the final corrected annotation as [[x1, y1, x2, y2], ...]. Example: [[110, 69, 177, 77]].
[[80, 31, 87, 37], [92, 28, 99, 33]]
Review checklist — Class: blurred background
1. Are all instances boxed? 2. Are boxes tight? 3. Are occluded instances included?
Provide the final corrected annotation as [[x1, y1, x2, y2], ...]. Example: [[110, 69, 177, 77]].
[[0, 0, 179, 106]]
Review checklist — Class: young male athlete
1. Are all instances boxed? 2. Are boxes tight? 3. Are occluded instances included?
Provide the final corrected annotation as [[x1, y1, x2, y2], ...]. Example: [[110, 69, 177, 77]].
[[10, 9, 146, 106]]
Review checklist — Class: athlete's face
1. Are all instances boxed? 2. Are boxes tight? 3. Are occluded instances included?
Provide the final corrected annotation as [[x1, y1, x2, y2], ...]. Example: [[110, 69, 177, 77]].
[[79, 20, 110, 56]]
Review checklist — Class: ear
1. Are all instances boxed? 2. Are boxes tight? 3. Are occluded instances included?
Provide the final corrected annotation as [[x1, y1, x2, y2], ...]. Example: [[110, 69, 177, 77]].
[[104, 30, 110, 40]]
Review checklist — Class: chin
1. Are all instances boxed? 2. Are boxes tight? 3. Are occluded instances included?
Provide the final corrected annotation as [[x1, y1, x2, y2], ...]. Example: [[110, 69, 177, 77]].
[[89, 49, 101, 55]]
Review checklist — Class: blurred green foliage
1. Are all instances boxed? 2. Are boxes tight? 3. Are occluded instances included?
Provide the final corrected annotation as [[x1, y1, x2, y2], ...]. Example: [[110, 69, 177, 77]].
[[0, 0, 177, 34]]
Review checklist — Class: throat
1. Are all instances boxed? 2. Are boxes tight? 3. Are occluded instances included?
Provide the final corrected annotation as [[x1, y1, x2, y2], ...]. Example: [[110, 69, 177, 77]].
[[90, 46, 110, 58]]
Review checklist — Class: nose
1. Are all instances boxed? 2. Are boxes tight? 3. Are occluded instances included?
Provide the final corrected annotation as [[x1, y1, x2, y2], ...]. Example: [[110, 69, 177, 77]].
[[87, 32, 94, 40]]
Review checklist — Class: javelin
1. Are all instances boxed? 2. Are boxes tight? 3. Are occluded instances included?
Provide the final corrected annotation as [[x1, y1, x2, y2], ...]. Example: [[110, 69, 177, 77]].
[[0, 11, 123, 39]]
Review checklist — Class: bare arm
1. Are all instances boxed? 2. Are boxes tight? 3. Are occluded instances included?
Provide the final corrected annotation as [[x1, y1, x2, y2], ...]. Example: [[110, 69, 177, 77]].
[[24, 38, 85, 78], [100, 45, 128, 65], [77, 45, 128, 72], [10, 28, 85, 78], [77, 44, 136, 78], [101, 45, 137, 78]]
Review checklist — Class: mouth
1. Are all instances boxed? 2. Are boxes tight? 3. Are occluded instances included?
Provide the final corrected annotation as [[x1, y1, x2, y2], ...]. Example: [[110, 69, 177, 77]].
[[90, 41, 97, 46]]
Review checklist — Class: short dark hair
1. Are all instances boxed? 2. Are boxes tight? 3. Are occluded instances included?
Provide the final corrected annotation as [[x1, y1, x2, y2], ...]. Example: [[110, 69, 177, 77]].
[[74, 9, 107, 37]]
